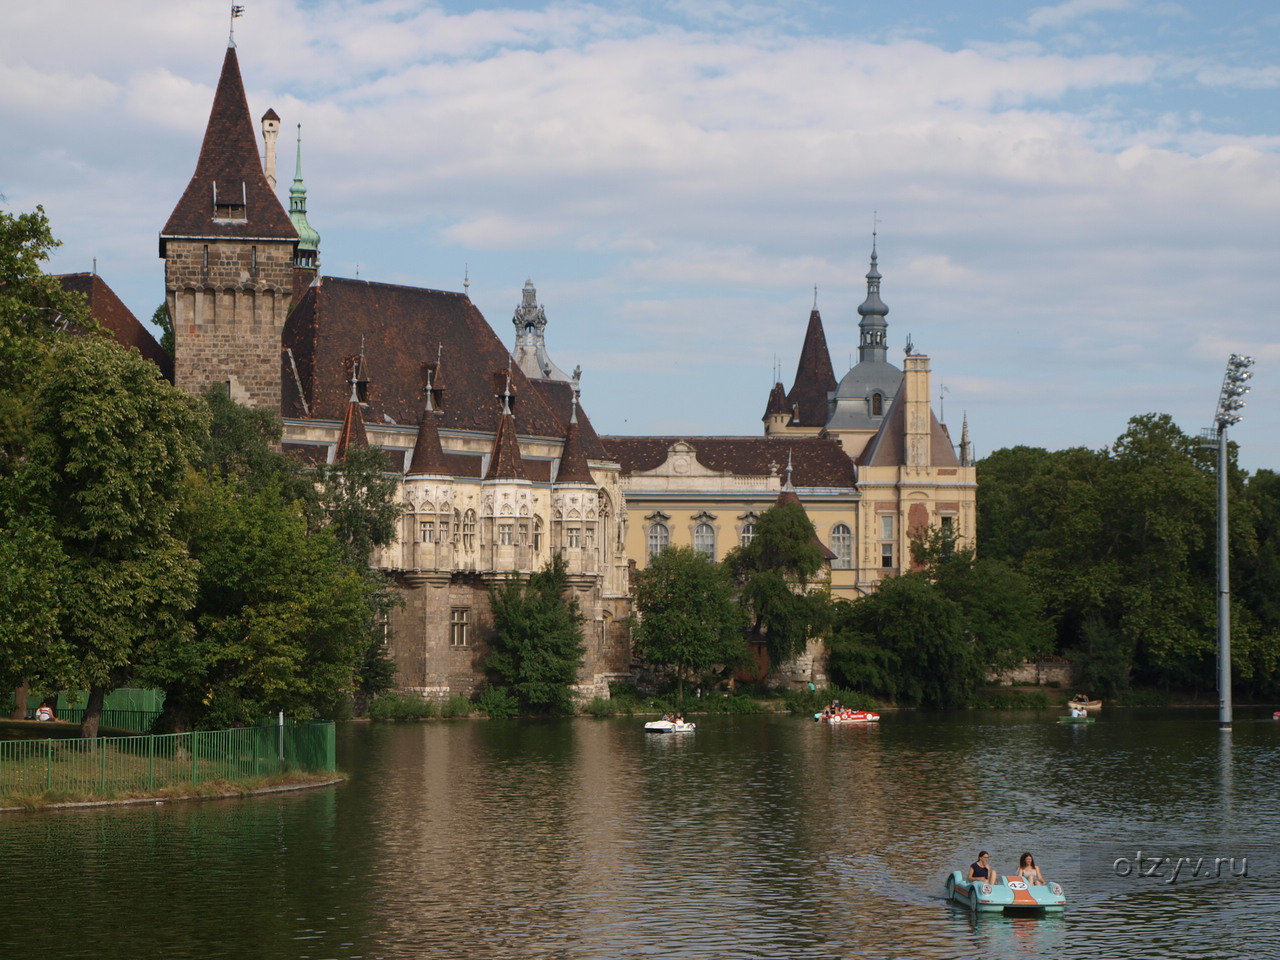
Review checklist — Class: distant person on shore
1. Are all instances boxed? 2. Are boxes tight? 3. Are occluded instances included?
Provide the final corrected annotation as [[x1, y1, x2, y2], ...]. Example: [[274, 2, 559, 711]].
[[35, 702, 55, 721]]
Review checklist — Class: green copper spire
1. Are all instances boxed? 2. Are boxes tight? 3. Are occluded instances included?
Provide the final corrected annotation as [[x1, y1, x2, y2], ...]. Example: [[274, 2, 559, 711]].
[[289, 124, 321, 267]]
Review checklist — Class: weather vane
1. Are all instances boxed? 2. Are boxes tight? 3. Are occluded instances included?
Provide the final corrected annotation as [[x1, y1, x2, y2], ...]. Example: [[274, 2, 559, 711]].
[[229, 4, 245, 46]]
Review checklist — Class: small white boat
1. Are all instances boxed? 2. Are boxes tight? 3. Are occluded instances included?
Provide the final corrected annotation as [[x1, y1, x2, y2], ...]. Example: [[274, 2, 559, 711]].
[[644, 719, 696, 733]]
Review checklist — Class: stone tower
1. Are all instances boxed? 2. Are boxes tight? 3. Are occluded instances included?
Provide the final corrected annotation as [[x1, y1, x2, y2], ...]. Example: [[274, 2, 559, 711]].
[[160, 42, 298, 410]]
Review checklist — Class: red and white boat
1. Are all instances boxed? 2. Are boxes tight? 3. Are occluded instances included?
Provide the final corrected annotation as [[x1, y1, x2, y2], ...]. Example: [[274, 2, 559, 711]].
[[815, 709, 880, 724]]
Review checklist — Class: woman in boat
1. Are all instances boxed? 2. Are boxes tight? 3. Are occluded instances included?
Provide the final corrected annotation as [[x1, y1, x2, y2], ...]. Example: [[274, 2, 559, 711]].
[[967, 852, 995, 883], [1017, 852, 1045, 885]]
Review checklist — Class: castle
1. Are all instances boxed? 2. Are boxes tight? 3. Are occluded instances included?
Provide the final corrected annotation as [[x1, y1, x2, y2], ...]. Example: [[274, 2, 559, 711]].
[[74, 38, 976, 698]]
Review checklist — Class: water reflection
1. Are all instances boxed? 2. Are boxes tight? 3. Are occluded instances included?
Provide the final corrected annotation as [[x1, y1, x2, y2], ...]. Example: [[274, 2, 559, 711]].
[[0, 708, 1277, 959]]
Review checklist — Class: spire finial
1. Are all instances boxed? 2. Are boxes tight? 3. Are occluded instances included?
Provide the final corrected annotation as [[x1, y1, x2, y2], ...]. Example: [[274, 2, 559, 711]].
[[872, 210, 881, 258], [785, 449, 794, 489], [229, 4, 244, 48], [464, 263, 470, 294], [813, 284, 818, 309]]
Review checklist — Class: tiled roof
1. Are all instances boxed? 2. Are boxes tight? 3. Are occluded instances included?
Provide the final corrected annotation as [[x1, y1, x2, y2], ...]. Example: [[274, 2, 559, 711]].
[[527, 377, 610, 461], [600, 436, 857, 489], [282, 277, 565, 437], [762, 382, 789, 419], [786, 308, 838, 427], [56, 273, 173, 382], [555, 414, 595, 483], [160, 47, 296, 251]]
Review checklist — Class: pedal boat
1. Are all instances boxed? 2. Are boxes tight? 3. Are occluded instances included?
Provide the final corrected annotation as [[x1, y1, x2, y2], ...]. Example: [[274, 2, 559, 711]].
[[644, 719, 696, 733], [1057, 714, 1095, 724], [814, 710, 880, 723], [945, 871, 1065, 914]]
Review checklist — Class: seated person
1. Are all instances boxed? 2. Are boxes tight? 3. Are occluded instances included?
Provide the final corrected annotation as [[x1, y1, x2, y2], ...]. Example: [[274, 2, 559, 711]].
[[1016, 852, 1045, 885], [35, 703, 55, 721], [967, 851, 995, 883]]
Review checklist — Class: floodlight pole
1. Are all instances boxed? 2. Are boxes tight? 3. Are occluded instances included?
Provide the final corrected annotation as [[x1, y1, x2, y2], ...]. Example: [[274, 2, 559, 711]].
[[1209, 354, 1254, 731], [1215, 418, 1231, 730]]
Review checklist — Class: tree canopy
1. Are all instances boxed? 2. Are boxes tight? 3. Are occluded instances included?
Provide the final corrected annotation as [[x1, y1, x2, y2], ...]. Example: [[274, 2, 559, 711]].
[[633, 545, 748, 693]]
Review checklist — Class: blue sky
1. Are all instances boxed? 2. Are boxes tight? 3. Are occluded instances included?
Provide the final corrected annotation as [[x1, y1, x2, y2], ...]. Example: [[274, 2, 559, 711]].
[[3, 0, 1277, 471]]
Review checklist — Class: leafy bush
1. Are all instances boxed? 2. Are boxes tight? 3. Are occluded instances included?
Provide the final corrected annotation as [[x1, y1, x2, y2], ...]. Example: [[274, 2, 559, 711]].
[[439, 695, 474, 718], [367, 693, 437, 721], [700, 693, 767, 715], [1115, 688, 1173, 707], [581, 697, 615, 718], [475, 686, 519, 719], [969, 689, 1052, 709]]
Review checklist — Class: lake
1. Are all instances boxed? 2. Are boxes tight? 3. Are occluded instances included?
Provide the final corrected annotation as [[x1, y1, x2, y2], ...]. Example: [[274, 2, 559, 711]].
[[2, 708, 1277, 959]]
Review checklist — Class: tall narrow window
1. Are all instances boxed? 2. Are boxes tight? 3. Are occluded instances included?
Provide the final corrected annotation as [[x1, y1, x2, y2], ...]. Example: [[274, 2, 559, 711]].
[[463, 510, 477, 551], [499, 522, 514, 546], [648, 522, 670, 558], [879, 515, 895, 568], [568, 527, 581, 548], [872, 393, 883, 416], [450, 608, 470, 647], [694, 522, 715, 557], [250, 245, 258, 278], [831, 523, 852, 569], [419, 520, 434, 543], [740, 521, 756, 547]]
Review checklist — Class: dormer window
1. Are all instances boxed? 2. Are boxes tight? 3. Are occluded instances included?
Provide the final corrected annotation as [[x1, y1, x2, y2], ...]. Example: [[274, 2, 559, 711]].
[[871, 393, 883, 416], [211, 181, 247, 222]]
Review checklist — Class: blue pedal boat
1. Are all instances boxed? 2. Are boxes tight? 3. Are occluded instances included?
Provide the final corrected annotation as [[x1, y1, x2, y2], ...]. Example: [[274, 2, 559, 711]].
[[945, 871, 1066, 914]]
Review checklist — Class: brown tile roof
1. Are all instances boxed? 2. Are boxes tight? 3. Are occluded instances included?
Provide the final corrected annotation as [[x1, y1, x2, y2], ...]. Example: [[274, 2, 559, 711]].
[[57, 274, 174, 382], [526, 377, 611, 462], [786, 308, 837, 427], [160, 47, 296, 253], [282, 277, 565, 437], [600, 436, 857, 489]]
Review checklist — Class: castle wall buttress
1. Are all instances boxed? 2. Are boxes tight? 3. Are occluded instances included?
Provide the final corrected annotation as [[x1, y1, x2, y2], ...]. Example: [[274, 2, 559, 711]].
[[166, 237, 295, 410]]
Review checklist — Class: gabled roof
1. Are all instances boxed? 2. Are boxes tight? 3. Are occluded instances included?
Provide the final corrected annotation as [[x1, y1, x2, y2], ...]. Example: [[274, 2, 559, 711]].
[[160, 46, 296, 253], [57, 273, 173, 382], [786, 308, 837, 426], [859, 379, 960, 468], [600, 436, 856, 489], [282, 277, 566, 436]]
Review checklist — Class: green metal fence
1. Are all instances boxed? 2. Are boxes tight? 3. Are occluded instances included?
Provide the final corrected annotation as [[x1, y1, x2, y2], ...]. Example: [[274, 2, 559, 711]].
[[0, 722, 335, 798]]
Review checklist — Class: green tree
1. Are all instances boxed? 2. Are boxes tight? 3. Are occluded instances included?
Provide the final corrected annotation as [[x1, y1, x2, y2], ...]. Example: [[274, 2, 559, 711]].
[[633, 545, 748, 694], [0, 204, 95, 469], [19, 334, 206, 737], [152, 303, 174, 358], [832, 573, 973, 708], [157, 476, 374, 729], [487, 555, 586, 715], [725, 499, 833, 670]]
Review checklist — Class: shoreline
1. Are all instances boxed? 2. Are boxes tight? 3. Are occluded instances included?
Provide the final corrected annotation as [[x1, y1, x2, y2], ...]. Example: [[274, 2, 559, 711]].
[[0, 773, 346, 815]]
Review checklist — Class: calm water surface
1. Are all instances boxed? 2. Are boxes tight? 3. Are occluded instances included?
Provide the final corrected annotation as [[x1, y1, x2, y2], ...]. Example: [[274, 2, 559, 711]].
[[2, 708, 1278, 959]]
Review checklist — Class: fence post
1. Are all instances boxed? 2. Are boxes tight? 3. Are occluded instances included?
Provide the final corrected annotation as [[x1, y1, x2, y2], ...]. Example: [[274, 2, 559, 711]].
[[46, 739, 52, 792], [148, 734, 154, 791]]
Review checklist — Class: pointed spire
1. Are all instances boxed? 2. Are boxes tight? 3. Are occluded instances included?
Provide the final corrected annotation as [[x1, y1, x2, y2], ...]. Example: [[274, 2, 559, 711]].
[[856, 227, 890, 365], [407, 404, 449, 476], [784, 302, 838, 427], [289, 124, 321, 268], [959, 412, 973, 467], [763, 381, 789, 421], [485, 391, 527, 480], [556, 393, 594, 484], [334, 374, 369, 461], [784, 449, 795, 491], [161, 45, 297, 250]]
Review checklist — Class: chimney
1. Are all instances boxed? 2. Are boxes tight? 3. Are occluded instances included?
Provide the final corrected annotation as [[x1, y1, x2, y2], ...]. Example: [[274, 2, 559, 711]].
[[261, 108, 281, 191]]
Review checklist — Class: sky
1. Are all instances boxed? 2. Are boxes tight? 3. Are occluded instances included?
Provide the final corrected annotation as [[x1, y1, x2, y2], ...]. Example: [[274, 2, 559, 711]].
[[3, 0, 1278, 471]]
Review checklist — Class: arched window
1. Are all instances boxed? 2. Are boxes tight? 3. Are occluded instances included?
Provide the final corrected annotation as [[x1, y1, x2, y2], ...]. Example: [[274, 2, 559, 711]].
[[740, 521, 756, 547], [648, 522, 669, 558], [694, 522, 715, 557], [463, 509, 477, 551], [831, 523, 852, 569], [871, 393, 883, 416]]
